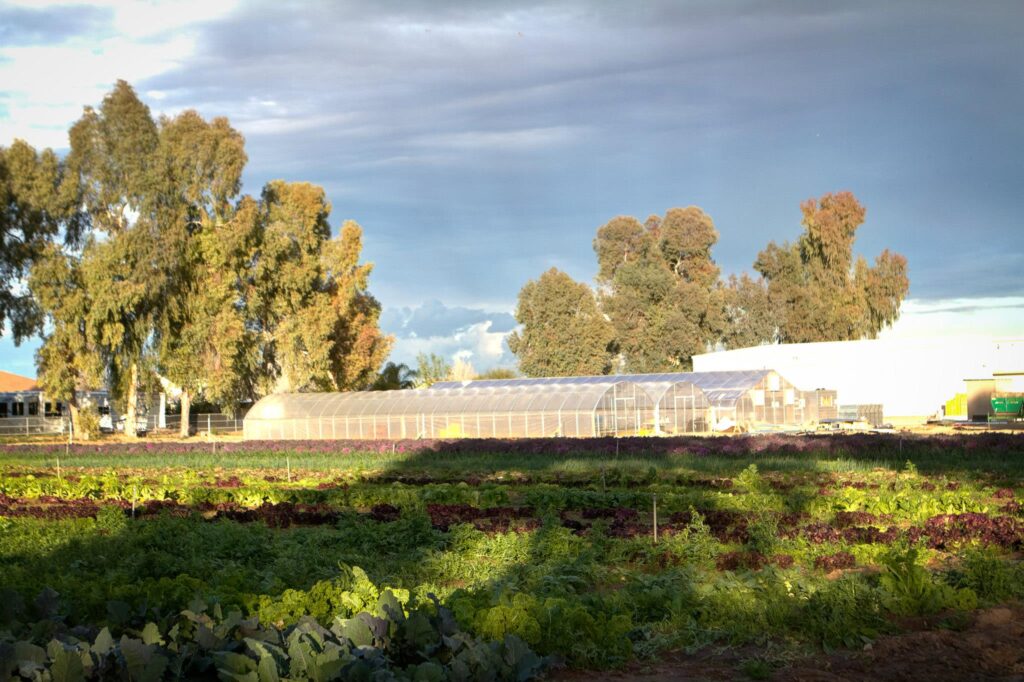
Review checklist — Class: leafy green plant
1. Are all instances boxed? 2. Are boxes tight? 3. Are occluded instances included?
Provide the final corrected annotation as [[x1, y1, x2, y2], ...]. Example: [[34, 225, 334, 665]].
[[746, 515, 780, 556], [947, 548, 1024, 603], [798, 574, 886, 648], [879, 548, 977, 616], [76, 406, 102, 441], [736, 464, 765, 494], [0, 586, 547, 681]]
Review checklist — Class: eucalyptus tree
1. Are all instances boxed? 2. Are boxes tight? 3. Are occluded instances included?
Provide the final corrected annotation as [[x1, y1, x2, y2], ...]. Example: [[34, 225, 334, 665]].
[[64, 80, 161, 437], [20, 81, 392, 434], [593, 207, 724, 371], [1, 139, 81, 341], [30, 244, 103, 436], [248, 181, 392, 394], [149, 109, 250, 435], [508, 267, 615, 377], [753, 192, 909, 343], [414, 353, 451, 388]]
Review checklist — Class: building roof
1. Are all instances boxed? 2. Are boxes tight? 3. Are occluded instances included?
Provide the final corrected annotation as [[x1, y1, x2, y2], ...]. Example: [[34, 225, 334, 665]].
[[0, 370, 39, 392]]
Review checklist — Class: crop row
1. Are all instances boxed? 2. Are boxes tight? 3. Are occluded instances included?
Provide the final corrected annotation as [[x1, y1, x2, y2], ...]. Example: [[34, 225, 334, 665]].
[[3, 495, 1021, 554], [4, 432, 1024, 459]]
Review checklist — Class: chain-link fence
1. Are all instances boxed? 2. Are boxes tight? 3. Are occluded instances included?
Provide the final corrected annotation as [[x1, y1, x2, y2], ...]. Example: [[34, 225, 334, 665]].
[[0, 417, 68, 436], [162, 413, 244, 435]]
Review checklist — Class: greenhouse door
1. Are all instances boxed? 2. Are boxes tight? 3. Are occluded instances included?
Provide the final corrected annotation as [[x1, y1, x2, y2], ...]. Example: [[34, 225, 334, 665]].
[[615, 392, 637, 435], [673, 395, 694, 433]]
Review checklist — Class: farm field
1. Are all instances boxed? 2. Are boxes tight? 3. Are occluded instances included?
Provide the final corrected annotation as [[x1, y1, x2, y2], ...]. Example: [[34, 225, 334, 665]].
[[1, 434, 1023, 680]]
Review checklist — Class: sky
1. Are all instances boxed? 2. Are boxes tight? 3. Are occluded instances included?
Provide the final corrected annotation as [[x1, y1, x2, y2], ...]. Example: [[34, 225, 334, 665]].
[[2, 0, 1023, 378]]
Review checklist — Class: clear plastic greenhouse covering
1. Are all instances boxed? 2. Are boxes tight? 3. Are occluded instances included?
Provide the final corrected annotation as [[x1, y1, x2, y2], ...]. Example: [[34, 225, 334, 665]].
[[243, 381, 658, 440], [433, 370, 808, 430]]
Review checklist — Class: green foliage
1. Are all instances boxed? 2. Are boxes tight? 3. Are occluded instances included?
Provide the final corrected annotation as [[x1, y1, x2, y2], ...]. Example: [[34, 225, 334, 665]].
[[371, 362, 418, 391], [946, 548, 1024, 604], [414, 353, 451, 388], [753, 191, 909, 343], [0, 444, 1020, 675], [735, 464, 764, 493], [798, 575, 886, 649], [592, 208, 724, 371], [878, 548, 977, 616], [75, 406, 102, 441], [661, 509, 721, 567], [507, 268, 616, 377], [746, 515, 780, 556], [0, 138, 81, 341], [20, 80, 391, 416], [0, 590, 547, 681]]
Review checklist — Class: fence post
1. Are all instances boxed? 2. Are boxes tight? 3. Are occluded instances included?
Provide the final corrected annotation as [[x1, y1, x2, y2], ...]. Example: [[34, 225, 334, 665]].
[[207, 413, 211, 436], [652, 493, 658, 544]]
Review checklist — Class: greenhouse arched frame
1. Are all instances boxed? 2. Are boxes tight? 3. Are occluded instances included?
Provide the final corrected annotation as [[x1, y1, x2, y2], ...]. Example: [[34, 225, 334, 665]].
[[243, 381, 656, 440]]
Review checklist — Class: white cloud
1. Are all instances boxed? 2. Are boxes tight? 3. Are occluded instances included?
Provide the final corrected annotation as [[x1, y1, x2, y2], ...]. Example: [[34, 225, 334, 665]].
[[388, 321, 518, 372], [411, 125, 589, 151], [0, 0, 241, 149]]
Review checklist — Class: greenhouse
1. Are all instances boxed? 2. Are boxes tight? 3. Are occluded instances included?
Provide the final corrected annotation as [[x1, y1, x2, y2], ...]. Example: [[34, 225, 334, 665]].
[[433, 375, 712, 434], [436, 369, 808, 431], [243, 381, 656, 440]]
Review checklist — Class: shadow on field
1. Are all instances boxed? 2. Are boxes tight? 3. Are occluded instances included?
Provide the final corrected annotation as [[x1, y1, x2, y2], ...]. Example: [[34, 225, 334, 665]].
[[355, 432, 1024, 482], [3, 430, 1023, 672]]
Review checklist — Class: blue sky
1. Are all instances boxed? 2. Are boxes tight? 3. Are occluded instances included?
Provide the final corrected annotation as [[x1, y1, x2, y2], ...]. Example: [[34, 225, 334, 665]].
[[2, 0, 1023, 378]]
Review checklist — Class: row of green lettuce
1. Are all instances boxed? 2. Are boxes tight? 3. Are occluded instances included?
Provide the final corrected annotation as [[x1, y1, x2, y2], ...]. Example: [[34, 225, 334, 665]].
[[1, 464, 1013, 523]]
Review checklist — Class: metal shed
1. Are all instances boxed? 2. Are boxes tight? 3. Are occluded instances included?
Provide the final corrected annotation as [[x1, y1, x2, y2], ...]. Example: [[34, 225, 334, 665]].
[[243, 381, 655, 440]]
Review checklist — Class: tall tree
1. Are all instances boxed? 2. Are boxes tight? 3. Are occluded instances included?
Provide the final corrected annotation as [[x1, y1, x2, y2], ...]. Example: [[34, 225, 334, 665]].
[[370, 362, 417, 390], [149, 109, 249, 435], [507, 267, 615, 377], [594, 207, 724, 371], [0, 139, 81, 341], [66, 80, 161, 437], [248, 181, 392, 393], [721, 273, 775, 349], [753, 191, 909, 343], [30, 244, 103, 436]]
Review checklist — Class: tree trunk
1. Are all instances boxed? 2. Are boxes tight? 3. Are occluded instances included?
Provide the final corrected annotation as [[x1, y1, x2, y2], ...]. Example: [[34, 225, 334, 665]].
[[68, 396, 85, 441], [125, 362, 139, 438], [179, 389, 191, 438]]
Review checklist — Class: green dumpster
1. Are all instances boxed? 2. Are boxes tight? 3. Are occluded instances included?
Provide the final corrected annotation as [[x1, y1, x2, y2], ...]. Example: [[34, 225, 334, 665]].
[[991, 396, 1024, 418]]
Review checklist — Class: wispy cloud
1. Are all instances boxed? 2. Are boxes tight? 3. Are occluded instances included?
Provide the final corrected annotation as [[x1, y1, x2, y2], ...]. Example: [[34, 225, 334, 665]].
[[411, 125, 590, 151]]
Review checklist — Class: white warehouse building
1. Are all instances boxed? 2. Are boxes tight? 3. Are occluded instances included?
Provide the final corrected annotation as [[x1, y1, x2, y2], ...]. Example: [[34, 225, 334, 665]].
[[693, 336, 1023, 424]]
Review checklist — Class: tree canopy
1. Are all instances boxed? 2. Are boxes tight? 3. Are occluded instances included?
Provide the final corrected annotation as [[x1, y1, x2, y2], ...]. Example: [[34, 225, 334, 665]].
[[753, 192, 909, 343], [593, 207, 724, 372], [510, 193, 909, 375], [11, 80, 391, 436], [507, 267, 615, 377]]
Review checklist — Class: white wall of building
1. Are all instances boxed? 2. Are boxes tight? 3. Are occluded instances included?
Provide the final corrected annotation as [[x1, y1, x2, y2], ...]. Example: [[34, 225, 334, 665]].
[[693, 337, 1023, 420]]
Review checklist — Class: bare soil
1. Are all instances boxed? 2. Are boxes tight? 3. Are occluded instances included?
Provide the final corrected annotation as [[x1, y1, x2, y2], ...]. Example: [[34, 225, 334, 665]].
[[555, 606, 1024, 681]]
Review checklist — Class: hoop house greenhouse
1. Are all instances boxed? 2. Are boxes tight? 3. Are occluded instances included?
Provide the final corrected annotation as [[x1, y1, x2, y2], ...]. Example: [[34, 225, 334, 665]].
[[243, 381, 655, 440], [434, 375, 711, 434], [437, 369, 807, 431]]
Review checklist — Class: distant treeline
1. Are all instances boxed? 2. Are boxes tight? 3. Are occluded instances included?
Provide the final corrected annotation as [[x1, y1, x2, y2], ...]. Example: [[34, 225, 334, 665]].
[[508, 193, 908, 376]]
